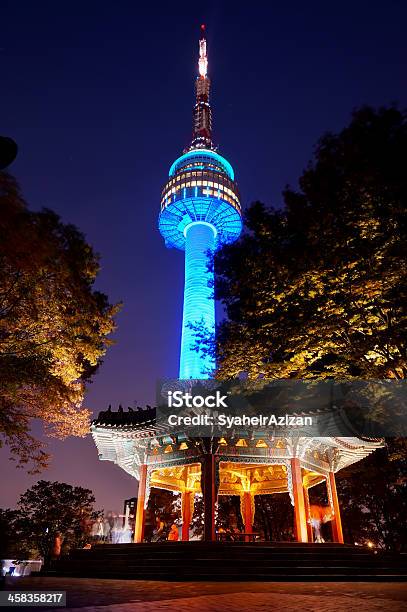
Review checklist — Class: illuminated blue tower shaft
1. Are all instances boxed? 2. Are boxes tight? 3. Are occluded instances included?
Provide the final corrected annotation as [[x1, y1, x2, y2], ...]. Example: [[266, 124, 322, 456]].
[[180, 222, 216, 378]]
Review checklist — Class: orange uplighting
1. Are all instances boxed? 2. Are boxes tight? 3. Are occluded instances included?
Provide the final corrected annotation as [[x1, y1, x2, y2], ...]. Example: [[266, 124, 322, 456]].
[[236, 438, 248, 447], [255, 439, 268, 448]]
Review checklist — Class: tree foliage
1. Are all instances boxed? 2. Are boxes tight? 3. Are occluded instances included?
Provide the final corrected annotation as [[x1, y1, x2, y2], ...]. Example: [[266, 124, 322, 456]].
[[210, 107, 407, 550], [0, 480, 101, 560], [253, 493, 294, 541], [337, 438, 407, 551], [215, 107, 406, 380], [0, 171, 120, 471], [0, 508, 20, 557]]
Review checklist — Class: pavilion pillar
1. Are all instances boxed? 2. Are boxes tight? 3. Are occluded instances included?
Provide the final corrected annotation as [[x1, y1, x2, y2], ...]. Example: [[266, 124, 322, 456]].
[[328, 471, 344, 544], [134, 464, 147, 543], [303, 485, 313, 542], [290, 458, 308, 543], [202, 454, 216, 542], [241, 492, 254, 538], [181, 490, 194, 541]]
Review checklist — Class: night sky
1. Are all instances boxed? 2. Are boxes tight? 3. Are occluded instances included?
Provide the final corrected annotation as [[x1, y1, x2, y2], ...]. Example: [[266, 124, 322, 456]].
[[1, 1, 406, 513]]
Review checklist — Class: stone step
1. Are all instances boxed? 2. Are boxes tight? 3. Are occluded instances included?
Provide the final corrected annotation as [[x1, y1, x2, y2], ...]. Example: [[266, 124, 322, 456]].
[[69, 551, 381, 560], [60, 555, 406, 566], [54, 571, 407, 582], [56, 564, 407, 576], [45, 543, 407, 582]]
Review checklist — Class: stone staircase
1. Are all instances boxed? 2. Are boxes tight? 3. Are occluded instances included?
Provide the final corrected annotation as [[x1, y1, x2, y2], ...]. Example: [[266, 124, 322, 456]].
[[45, 542, 407, 581]]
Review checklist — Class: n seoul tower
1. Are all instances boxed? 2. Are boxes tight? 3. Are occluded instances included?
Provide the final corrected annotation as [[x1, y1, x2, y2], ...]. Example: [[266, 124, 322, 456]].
[[159, 26, 242, 379]]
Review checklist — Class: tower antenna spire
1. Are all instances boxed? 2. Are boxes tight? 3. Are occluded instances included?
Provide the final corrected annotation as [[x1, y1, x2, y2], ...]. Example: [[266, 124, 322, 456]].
[[190, 23, 212, 150], [198, 24, 208, 77]]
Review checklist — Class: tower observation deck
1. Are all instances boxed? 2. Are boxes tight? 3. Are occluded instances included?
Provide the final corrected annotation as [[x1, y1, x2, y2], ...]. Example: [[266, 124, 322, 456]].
[[158, 25, 242, 379]]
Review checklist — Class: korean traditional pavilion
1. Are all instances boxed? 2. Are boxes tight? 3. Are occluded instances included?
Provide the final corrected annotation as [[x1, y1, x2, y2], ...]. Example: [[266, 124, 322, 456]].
[[92, 406, 383, 544]]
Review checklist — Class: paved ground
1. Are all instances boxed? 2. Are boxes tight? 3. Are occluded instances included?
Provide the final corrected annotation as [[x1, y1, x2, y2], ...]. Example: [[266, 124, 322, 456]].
[[4, 577, 407, 611]]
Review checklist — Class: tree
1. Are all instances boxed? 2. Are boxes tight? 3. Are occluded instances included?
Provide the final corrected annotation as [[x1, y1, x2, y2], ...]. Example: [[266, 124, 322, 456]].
[[337, 439, 407, 551], [0, 171, 120, 471], [211, 107, 406, 550], [145, 489, 180, 540], [253, 494, 294, 542], [5, 480, 101, 562], [215, 107, 406, 380], [0, 508, 20, 557]]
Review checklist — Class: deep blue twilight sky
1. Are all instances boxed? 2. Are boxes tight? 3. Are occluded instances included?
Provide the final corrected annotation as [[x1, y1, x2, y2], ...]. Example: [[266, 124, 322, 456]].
[[1, 1, 406, 512]]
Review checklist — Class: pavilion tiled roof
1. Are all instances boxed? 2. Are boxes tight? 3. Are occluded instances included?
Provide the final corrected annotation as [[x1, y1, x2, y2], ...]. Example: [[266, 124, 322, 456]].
[[92, 405, 156, 428]]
